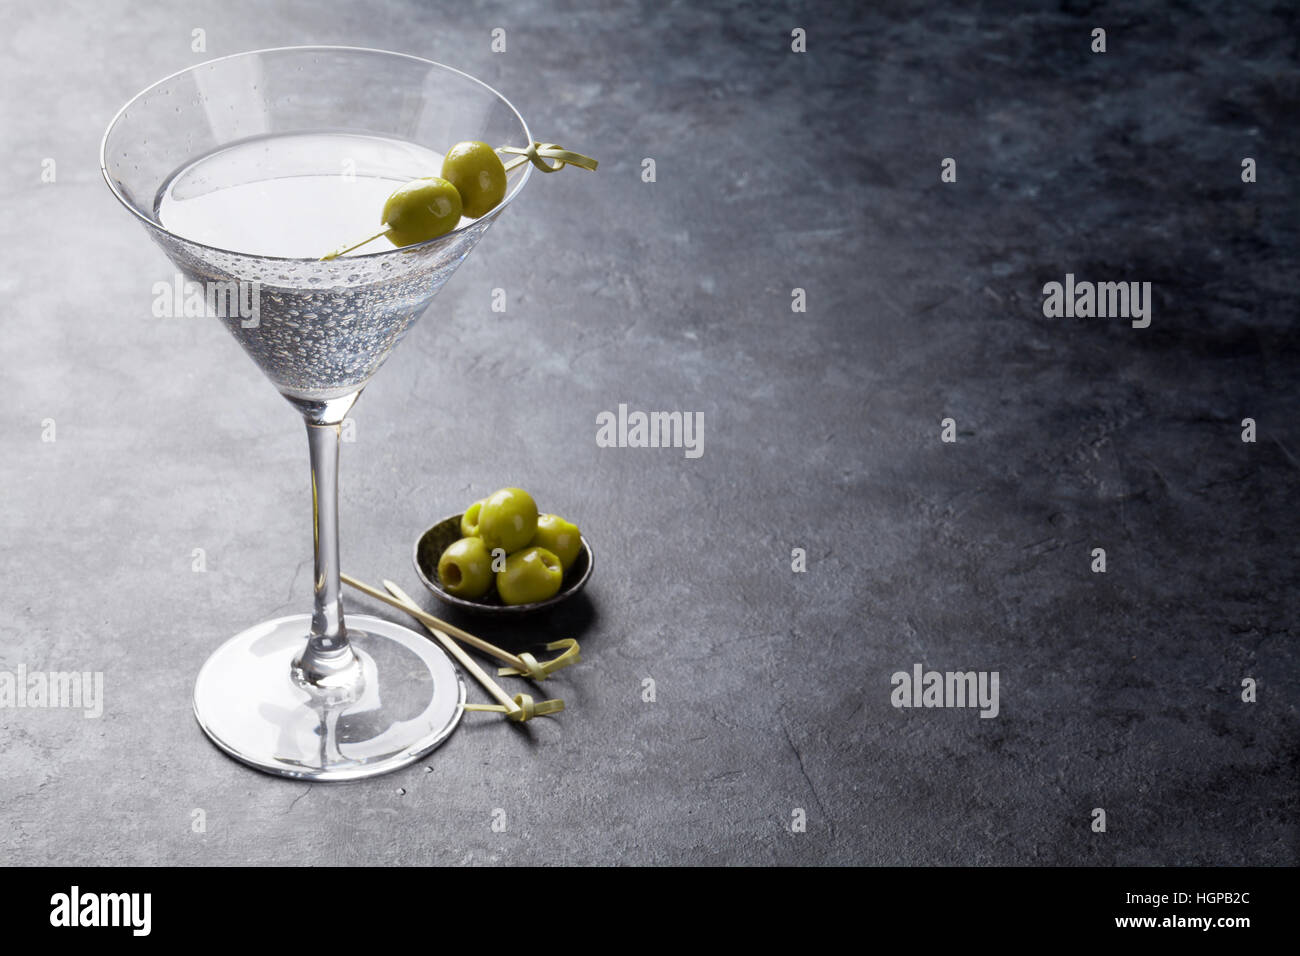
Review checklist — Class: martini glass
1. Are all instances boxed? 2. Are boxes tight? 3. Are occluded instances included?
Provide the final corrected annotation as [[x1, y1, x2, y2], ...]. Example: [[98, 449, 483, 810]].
[[101, 47, 533, 780]]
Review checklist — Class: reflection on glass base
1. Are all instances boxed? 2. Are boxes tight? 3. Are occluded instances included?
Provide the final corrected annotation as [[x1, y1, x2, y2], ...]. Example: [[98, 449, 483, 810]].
[[193, 614, 464, 781]]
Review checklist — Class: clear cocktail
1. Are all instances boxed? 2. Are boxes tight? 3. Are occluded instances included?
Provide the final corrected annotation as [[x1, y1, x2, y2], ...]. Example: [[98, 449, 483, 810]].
[[102, 47, 534, 779]]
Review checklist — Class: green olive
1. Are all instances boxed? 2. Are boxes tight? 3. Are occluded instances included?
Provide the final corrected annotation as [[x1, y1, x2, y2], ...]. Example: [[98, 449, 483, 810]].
[[441, 141, 507, 219], [478, 487, 539, 554], [437, 536, 494, 599], [496, 547, 564, 605], [530, 514, 581, 573], [460, 499, 486, 538], [382, 177, 463, 247]]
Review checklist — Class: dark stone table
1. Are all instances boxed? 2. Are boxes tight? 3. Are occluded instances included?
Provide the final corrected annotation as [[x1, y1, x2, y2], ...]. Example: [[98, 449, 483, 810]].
[[0, 0, 1294, 865]]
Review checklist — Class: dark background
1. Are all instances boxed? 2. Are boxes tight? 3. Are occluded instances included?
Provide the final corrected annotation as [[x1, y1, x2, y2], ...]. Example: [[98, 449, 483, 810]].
[[0, 0, 1295, 865]]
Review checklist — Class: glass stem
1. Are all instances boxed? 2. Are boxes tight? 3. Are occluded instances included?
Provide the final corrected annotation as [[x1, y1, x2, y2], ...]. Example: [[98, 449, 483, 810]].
[[294, 419, 359, 686]]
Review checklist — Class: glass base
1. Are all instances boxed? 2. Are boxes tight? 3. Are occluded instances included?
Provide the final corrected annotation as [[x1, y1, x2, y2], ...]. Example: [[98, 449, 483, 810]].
[[193, 614, 465, 781]]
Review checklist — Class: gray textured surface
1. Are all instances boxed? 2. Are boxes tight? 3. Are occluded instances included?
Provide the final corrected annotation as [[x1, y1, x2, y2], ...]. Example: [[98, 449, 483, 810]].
[[1, 0, 1297, 865]]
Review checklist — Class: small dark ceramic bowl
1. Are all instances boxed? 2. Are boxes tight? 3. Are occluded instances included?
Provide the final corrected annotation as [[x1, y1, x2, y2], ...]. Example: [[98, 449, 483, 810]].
[[414, 513, 594, 613]]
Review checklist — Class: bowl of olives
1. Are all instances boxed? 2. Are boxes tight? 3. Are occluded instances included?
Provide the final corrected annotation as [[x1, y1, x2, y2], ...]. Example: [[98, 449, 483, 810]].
[[414, 487, 593, 613]]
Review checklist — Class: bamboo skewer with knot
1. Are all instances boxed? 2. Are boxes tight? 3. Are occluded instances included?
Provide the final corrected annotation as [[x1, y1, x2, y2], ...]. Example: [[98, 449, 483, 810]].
[[342, 573, 577, 722]]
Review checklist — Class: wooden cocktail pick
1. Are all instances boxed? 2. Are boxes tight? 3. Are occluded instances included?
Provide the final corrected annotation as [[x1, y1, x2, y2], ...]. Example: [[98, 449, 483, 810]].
[[463, 695, 565, 721], [340, 572, 579, 680], [321, 141, 598, 259], [500, 142, 598, 174], [340, 573, 564, 722]]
